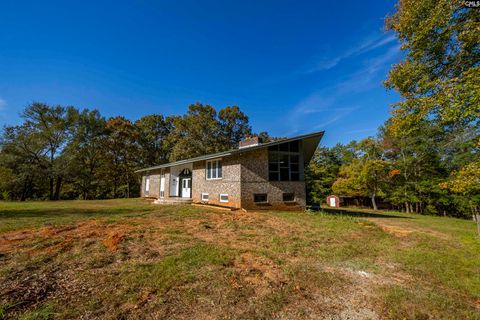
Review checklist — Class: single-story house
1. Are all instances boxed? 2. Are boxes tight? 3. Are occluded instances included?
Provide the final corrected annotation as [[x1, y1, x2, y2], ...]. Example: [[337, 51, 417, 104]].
[[136, 131, 324, 210]]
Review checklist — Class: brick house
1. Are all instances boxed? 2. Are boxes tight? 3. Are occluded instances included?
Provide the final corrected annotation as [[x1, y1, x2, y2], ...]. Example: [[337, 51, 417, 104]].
[[136, 131, 324, 210]]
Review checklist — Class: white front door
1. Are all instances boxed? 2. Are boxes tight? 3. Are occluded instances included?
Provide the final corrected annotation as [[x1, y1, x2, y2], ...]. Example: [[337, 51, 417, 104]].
[[182, 178, 191, 198], [160, 170, 165, 198]]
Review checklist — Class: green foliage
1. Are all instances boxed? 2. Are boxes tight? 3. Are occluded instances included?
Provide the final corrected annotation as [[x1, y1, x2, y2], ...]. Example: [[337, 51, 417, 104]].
[[0, 102, 253, 201], [305, 143, 358, 204], [331, 138, 389, 210], [383, 0, 479, 216], [385, 0, 480, 133], [169, 103, 251, 161], [134, 114, 173, 166], [306, 0, 479, 218], [305, 147, 341, 203]]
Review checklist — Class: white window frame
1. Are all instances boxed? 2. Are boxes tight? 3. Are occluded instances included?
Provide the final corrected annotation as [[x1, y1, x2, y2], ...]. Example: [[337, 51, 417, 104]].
[[159, 169, 165, 198], [201, 193, 209, 202], [219, 194, 229, 203], [145, 176, 150, 193], [206, 159, 223, 180]]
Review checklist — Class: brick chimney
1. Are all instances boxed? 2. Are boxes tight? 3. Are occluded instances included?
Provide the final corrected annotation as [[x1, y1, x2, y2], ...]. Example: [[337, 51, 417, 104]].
[[239, 135, 260, 149]]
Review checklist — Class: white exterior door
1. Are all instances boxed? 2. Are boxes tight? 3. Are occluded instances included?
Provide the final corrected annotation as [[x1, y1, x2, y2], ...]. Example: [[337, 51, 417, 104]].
[[182, 178, 191, 198], [329, 197, 336, 207], [160, 170, 165, 198]]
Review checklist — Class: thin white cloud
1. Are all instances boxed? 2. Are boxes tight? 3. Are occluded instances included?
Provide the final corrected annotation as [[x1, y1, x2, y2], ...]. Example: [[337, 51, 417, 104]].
[[305, 33, 397, 73], [287, 42, 401, 134], [313, 111, 356, 130], [357, 34, 397, 54]]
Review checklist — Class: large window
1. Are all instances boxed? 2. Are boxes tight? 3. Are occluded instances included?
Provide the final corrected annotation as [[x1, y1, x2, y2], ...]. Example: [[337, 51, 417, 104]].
[[206, 159, 223, 180], [268, 141, 301, 181]]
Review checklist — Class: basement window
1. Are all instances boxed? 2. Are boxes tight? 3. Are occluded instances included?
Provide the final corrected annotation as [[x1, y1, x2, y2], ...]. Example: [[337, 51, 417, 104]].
[[282, 193, 295, 202], [219, 194, 229, 203], [201, 193, 209, 202], [254, 193, 268, 203]]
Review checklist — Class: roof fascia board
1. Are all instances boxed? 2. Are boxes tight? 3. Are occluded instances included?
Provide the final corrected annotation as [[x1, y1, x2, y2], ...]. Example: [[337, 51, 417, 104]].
[[135, 131, 324, 173]]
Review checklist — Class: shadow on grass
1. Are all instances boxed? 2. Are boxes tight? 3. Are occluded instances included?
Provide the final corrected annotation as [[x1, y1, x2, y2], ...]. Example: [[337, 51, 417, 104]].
[[319, 207, 412, 219]]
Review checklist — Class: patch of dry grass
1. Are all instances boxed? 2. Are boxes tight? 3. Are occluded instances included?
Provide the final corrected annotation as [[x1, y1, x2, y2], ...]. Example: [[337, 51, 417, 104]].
[[0, 199, 479, 319]]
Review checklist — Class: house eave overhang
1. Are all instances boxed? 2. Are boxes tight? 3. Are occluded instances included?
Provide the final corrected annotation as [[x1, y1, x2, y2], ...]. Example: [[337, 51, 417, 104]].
[[135, 130, 324, 174]]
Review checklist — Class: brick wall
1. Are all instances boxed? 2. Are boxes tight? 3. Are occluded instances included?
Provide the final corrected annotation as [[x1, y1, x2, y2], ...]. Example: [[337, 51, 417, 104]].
[[140, 168, 170, 199], [192, 156, 242, 208], [239, 148, 306, 210], [141, 147, 306, 211]]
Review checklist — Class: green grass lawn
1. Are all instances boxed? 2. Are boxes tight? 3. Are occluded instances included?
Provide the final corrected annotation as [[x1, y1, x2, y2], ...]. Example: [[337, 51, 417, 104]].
[[0, 199, 479, 319]]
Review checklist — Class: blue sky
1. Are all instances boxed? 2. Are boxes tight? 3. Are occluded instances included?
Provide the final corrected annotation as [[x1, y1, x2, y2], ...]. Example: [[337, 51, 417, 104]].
[[0, 0, 401, 146]]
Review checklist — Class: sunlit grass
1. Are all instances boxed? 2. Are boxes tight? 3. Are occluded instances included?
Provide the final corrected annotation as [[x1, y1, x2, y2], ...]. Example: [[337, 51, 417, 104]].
[[0, 199, 478, 319]]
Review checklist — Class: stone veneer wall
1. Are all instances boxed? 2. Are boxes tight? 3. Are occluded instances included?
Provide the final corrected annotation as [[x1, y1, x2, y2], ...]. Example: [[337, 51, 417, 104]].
[[140, 168, 170, 199], [239, 148, 306, 210], [141, 147, 306, 211], [192, 155, 242, 208]]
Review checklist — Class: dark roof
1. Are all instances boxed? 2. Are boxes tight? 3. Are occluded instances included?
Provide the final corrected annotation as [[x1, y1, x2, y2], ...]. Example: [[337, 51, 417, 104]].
[[135, 130, 324, 173]]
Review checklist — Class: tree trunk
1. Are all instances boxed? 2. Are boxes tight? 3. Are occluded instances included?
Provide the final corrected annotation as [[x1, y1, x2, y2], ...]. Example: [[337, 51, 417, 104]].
[[473, 205, 480, 237], [371, 190, 378, 211], [49, 176, 54, 200], [473, 214, 480, 237], [113, 179, 117, 199], [20, 177, 29, 201], [53, 176, 62, 200], [126, 172, 130, 198], [405, 202, 410, 213]]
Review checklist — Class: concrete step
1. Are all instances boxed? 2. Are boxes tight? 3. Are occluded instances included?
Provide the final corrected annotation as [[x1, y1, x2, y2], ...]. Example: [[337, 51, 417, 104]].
[[153, 198, 193, 205]]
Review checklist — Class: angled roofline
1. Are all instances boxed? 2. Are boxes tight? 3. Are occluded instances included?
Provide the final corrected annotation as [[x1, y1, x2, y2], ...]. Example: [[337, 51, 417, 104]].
[[135, 130, 324, 173]]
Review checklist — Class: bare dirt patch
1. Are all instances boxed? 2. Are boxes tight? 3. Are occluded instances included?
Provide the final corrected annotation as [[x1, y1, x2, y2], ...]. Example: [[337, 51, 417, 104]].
[[364, 217, 449, 240], [2, 203, 477, 319], [234, 252, 286, 290], [379, 225, 413, 237], [102, 232, 124, 251]]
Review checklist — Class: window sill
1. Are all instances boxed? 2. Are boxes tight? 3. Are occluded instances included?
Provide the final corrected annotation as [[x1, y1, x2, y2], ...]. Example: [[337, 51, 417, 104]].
[[206, 178, 223, 181]]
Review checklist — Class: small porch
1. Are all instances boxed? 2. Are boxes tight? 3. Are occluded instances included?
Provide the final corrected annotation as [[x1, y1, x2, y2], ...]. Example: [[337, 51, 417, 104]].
[[154, 163, 193, 204]]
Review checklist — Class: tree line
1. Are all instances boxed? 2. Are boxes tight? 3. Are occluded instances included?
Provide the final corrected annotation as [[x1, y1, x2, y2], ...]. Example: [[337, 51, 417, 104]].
[[307, 0, 479, 220], [0, 0, 477, 222], [0, 103, 255, 201]]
